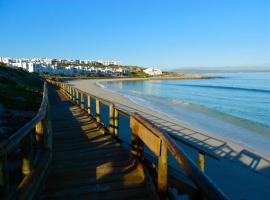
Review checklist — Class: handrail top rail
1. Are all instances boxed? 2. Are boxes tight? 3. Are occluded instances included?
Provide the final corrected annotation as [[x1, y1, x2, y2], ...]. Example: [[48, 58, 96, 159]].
[[131, 113, 228, 200], [65, 83, 113, 106], [0, 82, 48, 155], [116, 108, 130, 117]]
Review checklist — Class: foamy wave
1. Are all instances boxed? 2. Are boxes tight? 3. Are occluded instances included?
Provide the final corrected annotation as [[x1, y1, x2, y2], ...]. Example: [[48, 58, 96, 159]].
[[131, 90, 145, 95], [95, 82, 106, 89], [122, 94, 151, 107], [171, 99, 189, 106]]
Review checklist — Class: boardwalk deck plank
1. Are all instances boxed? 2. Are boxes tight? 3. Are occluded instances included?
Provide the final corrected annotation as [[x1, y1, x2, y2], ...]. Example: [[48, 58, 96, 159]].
[[38, 86, 154, 199]]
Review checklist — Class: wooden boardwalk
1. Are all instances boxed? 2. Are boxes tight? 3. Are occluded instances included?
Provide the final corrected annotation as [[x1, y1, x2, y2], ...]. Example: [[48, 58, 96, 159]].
[[39, 86, 155, 199], [0, 81, 227, 200]]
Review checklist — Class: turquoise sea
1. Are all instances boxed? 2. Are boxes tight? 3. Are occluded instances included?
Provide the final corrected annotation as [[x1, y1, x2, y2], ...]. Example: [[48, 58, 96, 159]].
[[102, 72, 270, 156]]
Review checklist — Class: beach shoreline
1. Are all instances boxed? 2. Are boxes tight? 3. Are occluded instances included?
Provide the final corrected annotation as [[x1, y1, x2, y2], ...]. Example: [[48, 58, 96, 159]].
[[67, 77, 270, 200], [57, 72, 213, 82], [68, 77, 270, 159]]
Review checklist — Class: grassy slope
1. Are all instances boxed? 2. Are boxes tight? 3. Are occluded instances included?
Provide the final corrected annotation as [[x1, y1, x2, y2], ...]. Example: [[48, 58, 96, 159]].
[[44, 69, 150, 79], [0, 63, 42, 138]]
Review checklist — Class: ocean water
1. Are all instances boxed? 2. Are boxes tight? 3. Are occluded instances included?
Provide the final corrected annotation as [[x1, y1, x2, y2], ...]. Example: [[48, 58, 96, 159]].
[[102, 72, 270, 156]]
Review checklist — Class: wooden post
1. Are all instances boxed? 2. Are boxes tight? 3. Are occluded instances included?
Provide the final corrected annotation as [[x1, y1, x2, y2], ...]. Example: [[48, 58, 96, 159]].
[[87, 95, 91, 114], [0, 153, 10, 199], [76, 90, 79, 105], [21, 133, 33, 175], [71, 88, 73, 101], [114, 108, 119, 136], [157, 140, 168, 196], [66, 85, 68, 94], [198, 151, 205, 172], [73, 88, 76, 102], [70, 86, 72, 100], [74, 89, 76, 103], [70, 87, 72, 100], [80, 92, 84, 110], [35, 120, 44, 147], [96, 98, 100, 123], [68, 86, 71, 99], [109, 103, 114, 134]]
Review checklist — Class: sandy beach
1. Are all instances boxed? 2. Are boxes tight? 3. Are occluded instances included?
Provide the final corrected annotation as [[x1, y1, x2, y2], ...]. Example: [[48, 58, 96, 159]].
[[68, 78, 270, 200]]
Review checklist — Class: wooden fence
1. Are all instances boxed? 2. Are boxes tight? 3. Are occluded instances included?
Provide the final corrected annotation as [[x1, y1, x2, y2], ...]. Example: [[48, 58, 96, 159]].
[[50, 79, 228, 200], [0, 82, 52, 200]]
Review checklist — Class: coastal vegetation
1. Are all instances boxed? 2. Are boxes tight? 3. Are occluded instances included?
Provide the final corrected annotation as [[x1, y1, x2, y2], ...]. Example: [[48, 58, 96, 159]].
[[0, 62, 43, 139], [131, 70, 150, 77], [44, 71, 208, 80]]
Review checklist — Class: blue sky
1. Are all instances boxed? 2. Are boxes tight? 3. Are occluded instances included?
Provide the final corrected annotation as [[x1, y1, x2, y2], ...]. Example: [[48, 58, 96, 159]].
[[0, 0, 269, 69]]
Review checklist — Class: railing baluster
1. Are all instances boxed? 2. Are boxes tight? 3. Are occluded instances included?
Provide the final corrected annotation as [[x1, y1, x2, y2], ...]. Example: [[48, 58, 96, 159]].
[[198, 151, 205, 172], [96, 98, 100, 123], [157, 140, 168, 196], [109, 103, 114, 134], [87, 95, 91, 114], [72, 88, 75, 102], [68, 86, 71, 99], [74, 89, 76, 103], [76, 90, 79, 105], [36, 120, 45, 148], [21, 133, 33, 175], [80, 92, 84, 110], [114, 108, 119, 136]]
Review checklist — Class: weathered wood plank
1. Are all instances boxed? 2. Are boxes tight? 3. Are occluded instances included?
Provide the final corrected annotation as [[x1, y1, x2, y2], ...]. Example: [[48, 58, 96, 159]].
[[43, 187, 148, 200], [44, 169, 144, 192], [43, 180, 145, 197], [38, 86, 154, 200]]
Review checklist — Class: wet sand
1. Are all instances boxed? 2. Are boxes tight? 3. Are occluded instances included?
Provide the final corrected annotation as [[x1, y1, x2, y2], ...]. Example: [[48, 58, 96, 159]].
[[68, 78, 270, 200]]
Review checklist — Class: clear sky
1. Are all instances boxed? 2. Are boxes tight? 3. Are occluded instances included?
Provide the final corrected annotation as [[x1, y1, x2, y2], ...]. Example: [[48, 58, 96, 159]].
[[0, 0, 269, 69]]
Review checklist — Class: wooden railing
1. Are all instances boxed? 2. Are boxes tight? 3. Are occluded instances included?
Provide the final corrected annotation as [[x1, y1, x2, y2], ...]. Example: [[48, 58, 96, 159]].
[[49, 79, 228, 200], [0, 82, 52, 200]]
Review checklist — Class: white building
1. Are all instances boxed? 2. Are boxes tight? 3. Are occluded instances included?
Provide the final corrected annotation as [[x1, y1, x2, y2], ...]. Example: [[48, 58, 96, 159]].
[[98, 60, 120, 66], [27, 63, 35, 72], [143, 68, 162, 76], [0, 56, 131, 76], [116, 68, 130, 75], [1, 57, 11, 64]]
